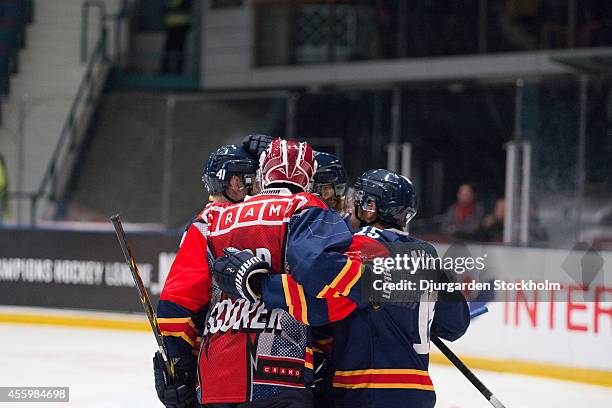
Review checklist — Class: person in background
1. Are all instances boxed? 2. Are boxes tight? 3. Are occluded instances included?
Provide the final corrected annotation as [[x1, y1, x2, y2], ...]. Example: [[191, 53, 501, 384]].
[[479, 198, 505, 242], [312, 151, 348, 214], [442, 183, 484, 240], [161, 0, 193, 73], [0, 153, 8, 225]]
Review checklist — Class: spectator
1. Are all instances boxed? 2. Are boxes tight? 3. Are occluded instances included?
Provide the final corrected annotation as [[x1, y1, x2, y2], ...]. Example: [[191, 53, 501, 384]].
[[442, 183, 484, 239], [160, 0, 193, 73], [479, 198, 505, 242], [0, 153, 8, 224]]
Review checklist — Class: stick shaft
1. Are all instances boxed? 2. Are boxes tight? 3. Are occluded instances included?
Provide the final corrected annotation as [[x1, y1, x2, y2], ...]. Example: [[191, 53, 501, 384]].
[[110, 214, 175, 382], [432, 336, 505, 408]]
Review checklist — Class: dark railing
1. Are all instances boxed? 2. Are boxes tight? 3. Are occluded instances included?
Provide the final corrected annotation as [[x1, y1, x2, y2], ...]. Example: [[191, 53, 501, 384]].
[[80, 0, 107, 63], [21, 0, 133, 225], [29, 20, 109, 225]]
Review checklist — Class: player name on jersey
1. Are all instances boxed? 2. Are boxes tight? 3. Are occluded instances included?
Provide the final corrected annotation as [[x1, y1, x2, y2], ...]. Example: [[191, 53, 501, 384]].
[[205, 298, 283, 335]]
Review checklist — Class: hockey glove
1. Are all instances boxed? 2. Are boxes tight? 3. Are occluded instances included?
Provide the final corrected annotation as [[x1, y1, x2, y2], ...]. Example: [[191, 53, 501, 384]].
[[242, 134, 273, 160], [153, 352, 198, 408], [212, 247, 270, 303]]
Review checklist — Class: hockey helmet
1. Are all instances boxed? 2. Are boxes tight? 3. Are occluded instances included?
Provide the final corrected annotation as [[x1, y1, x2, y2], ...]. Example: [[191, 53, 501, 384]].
[[313, 151, 347, 198], [353, 169, 417, 228], [202, 145, 258, 195]]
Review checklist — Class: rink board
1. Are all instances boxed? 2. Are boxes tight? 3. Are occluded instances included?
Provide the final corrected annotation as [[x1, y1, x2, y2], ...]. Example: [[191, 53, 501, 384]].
[[0, 226, 178, 312], [434, 243, 612, 386], [0, 227, 611, 386]]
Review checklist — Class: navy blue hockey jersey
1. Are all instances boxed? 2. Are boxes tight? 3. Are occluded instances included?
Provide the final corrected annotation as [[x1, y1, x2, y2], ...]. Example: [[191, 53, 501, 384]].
[[329, 226, 470, 408]]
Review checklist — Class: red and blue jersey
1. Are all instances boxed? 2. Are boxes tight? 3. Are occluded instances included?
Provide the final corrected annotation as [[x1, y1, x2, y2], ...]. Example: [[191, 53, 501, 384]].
[[157, 188, 364, 404], [328, 226, 470, 408]]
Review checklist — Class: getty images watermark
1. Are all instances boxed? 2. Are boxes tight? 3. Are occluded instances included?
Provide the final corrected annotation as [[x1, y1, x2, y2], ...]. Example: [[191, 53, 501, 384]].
[[367, 250, 562, 299]]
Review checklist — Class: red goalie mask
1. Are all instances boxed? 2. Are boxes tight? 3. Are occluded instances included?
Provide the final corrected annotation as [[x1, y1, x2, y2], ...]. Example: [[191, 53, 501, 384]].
[[258, 138, 316, 191]]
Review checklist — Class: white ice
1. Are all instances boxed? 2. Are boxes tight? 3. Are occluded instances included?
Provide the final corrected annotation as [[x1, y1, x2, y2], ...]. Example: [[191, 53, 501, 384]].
[[0, 323, 611, 407]]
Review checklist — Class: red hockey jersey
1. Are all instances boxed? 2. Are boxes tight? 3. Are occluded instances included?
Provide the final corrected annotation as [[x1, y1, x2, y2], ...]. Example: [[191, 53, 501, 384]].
[[157, 188, 363, 404]]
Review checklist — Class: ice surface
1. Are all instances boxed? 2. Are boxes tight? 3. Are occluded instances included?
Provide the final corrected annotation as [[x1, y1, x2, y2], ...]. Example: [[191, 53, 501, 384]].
[[0, 324, 158, 407], [0, 323, 611, 407], [430, 362, 612, 408]]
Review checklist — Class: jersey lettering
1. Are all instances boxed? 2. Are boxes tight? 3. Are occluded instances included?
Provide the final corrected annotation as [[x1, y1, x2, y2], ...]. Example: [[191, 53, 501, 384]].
[[238, 203, 262, 222], [268, 204, 282, 217], [262, 201, 288, 221], [355, 226, 381, 239], [413, 292, 437, 354], [205, 299, 282, 335]]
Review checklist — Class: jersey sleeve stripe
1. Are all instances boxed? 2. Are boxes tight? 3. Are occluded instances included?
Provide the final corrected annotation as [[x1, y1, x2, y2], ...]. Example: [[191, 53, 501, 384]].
[[160, 330, 196, 348], [157, 317, 197, 330], [316, 259, 354, 298], [281, 274, 294, 317], [285, 275, 306, 324], [296, 282, 309, 325], [158, 321, 197, 338], [334, 262, 363, 297]]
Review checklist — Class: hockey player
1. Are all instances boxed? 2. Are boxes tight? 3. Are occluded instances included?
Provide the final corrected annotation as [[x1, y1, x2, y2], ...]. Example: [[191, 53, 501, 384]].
[[329, 169, 470, 408], [312, 151, 347, 214], [154, 138, 268, 408], [214, 169, 470, 408], [155, 138, 364, 407]]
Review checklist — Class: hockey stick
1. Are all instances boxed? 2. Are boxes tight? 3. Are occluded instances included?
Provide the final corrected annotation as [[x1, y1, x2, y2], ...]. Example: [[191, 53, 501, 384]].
[[431, 305, 505, 408], [110, 214, 175, 383]]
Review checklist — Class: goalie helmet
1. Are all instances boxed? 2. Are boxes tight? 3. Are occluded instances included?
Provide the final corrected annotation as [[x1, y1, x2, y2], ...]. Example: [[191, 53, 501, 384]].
[[353, 169, 417, 229], [258, 138, 316, 191], [313, 151, 347, 198], [203, 145, 258, 195]]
